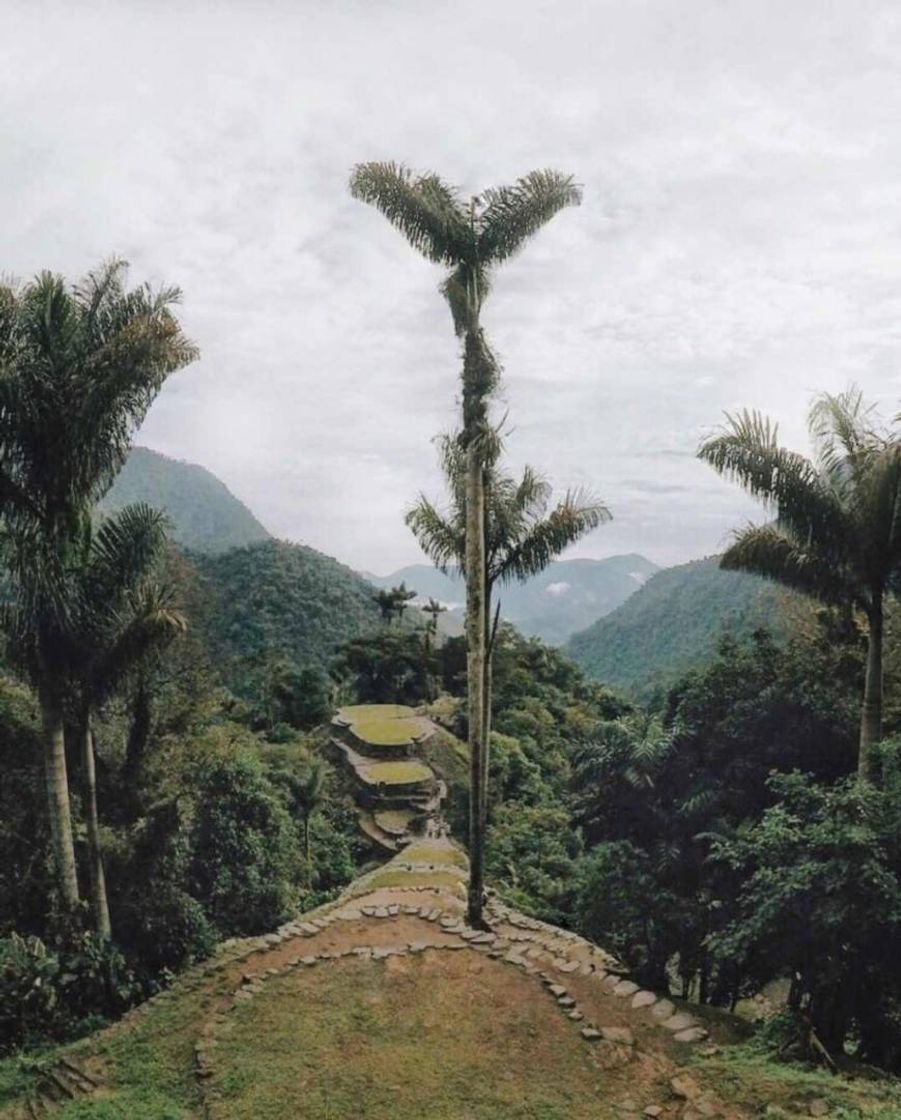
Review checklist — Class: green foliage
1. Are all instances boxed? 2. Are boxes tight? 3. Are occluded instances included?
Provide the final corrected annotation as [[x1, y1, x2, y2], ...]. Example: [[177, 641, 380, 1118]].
[[190, 539, 380, 694], [566, 556, 798, 700], [710, 771, 901, 1062], [0, 677, 53, 936], [0, 931, 139, 1053], [333, 628, 439, 704], [101, 446, 270, 555], [574, 841, 686, 986], [185, 732, 300, 936]]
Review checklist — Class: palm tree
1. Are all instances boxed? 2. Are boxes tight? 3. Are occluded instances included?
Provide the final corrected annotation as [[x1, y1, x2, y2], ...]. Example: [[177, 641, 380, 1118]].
[[68, 504, 186, 936], [294, 760, 328, 884], [0, 261, 196, 908], [422, 597, 447, 649], [350, 163, 581, 925], [698, 388, 901, 782], [390, 582, 417, 624], [407, 432, 609, 822]]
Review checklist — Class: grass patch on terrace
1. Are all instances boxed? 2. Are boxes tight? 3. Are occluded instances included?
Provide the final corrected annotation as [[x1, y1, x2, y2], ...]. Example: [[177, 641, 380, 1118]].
[[373, 809, 413, 833], [337, 704, 415, 722], [399, 843, 468, 869], [357, 760, 432, 786], [349, 716, 420, 748], [348, 868, 466, 896], [209, 951, 616, 1120]]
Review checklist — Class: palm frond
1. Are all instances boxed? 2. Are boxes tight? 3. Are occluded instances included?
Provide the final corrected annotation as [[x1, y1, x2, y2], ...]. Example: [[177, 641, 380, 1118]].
[[405, 495, 463, 573], [82, 503, 169, 619], [477, 170, 582, 264], [349, 162, 472, 267], [497, 487, 610, 584], [698, 409, 847, 555], [721, 523, 854, 606]]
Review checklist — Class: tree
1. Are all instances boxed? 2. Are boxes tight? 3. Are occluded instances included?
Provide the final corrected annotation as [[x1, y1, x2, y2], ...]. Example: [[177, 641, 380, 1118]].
[[422, 597, 447, 649], [350, 162, 581, 925], [67, 505, 186, 936], [698, 388, 901, 782], [293, 760, 328, 884], [407, 432, 608, 821], [0, 260, 197, 908]]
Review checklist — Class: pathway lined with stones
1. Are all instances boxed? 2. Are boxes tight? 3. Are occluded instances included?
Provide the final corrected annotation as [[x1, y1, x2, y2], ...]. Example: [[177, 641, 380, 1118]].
[[179, 878, 742, 1120]]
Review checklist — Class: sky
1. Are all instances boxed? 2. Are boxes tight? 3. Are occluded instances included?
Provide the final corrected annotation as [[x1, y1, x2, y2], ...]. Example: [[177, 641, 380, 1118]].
[[4, 0, 901, 574]]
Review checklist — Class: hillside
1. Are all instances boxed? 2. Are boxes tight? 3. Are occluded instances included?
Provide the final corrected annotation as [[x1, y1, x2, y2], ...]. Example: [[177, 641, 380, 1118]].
[[190, 539, 380, 687], [102, 447, 271, 554], [566, 557, 800, 700], [369, 555, 658, 646]]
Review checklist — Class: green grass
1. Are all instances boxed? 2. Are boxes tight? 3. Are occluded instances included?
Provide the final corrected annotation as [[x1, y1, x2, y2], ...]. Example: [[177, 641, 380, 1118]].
[[0, 984, 214, 1119], [209, 952, 618, 1119], [398, 843, 468, 869], [338, 704, 415, 721], [349, 717, 421, 747], [373, 810, 414, 833], [349, 869, 466, 896], [690, 1043, 901, 1120], [357, 760, 433, 786]]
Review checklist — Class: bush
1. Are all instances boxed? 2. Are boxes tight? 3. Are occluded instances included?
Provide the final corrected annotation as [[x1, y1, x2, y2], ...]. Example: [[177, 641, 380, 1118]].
[[0, 932, 139, 1053], [187, 740, 300, 935], [710, 772, 901, 1064]]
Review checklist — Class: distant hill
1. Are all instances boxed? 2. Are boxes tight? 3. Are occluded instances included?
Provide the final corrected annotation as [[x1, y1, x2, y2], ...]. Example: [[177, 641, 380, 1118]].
[[367, 555, 658, 646], [191, 540, 381, 690], [101, 447, 271, 554], [566, 556, 800, 700]]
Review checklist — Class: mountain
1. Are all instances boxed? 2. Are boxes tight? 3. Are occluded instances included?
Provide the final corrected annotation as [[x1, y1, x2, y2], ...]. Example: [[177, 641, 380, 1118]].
[[367, 555, 658, 646], [566, 556, 802, 700], [190, 540, 381, 689], [101, 447, 271, 554]]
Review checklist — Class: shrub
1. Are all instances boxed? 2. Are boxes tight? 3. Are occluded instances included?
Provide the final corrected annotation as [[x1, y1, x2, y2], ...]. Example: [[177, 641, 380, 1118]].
[[0, 932, 138, 1053], [187, 742, 300, 935]]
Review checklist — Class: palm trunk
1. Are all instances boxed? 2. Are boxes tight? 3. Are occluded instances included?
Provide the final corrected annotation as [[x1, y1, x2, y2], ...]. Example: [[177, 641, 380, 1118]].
[[859, 594, 884, 783], [39, 685, 80, 909], [303, 814, 313, 886], [82, 717, 111, 937], [465, 441, 487, 928]]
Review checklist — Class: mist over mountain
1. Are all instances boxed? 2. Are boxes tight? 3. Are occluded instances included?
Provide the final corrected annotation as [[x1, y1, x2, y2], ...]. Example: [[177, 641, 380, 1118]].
[[367, 554, 658, 646]]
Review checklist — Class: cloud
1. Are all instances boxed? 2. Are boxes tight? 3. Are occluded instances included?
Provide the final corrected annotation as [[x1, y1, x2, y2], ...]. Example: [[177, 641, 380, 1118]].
[[2, 0, 900, 571]]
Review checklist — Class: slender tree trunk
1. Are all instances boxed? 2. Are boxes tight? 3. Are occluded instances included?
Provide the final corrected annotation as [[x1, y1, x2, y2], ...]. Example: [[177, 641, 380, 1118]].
[[39, 685, 80, 909], [81, 717, 111, 937], [303, 815, 313, 886], [123, 675, 152, 788], [859, 593, 883, 783], [465, 441, 487, 928]]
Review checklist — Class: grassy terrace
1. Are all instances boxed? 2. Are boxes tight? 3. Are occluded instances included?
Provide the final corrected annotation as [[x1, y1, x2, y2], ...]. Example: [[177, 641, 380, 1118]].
[[399, 842, 468, 869], [373, 809, 414, 834], [208, 953, 613, 1120], [357, 760, 433, 786], [334, 703, 427, 750]]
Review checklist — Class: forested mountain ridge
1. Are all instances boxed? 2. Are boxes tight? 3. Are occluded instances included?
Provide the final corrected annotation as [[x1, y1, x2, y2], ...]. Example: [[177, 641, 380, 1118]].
[[188, 539, 381, 692], [101, 446, 271, 554], [566, 555, 800, 699], [368, 554, 658, 645]]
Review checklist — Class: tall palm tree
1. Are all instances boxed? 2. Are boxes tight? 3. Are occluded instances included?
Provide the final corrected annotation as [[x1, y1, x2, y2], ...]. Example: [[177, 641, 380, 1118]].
[[698, 388, 901, 782], [350, 163, 581, 925], [422, 597, 447, 649], [407, 433, 609, 822], [0, 261, 196, 908], [68, 504, 186, 936]]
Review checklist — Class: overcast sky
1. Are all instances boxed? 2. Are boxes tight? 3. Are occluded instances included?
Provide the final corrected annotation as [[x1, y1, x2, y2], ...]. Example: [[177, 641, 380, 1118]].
[[4, 0, 901, 574]]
